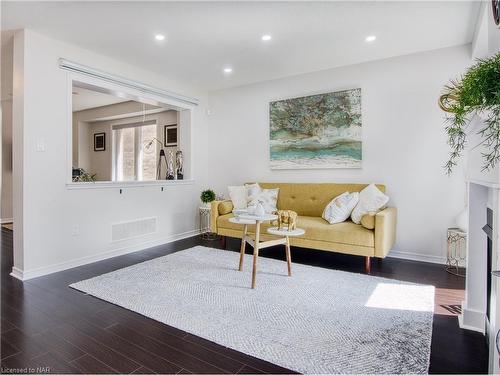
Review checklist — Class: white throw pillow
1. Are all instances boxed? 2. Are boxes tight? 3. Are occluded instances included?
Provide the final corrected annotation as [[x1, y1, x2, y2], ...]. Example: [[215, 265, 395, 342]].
[[245, 183, 261, 205], [351, 184, 389, 224], [248, 188, 279, 214], [322, 192, 360, 224], [228, 186, 247, 210]]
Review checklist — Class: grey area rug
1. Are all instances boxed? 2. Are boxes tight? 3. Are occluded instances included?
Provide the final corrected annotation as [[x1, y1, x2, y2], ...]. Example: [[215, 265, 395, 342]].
[[70, 246, 435, 374]]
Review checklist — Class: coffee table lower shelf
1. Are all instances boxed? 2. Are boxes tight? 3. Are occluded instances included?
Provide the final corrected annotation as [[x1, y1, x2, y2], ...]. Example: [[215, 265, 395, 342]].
[[229, 216, 304, 288]]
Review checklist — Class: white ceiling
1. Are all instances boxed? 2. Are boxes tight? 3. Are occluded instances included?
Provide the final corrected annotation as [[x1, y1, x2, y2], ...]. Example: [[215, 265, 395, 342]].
[[1, 1, 480, 91], [72, 86, 129, 111]]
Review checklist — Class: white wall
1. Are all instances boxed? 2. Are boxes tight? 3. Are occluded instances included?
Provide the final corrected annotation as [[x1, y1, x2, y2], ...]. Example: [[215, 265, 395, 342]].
[[1, 33, 13, 222], [207, 45, 472, 263], [11, 29, 209, 278]]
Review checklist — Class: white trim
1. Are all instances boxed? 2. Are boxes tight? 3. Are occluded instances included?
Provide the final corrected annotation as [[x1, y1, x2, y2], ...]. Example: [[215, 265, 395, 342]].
[[458, 317, 485, 334], [10, 267, 24, 281], [1, 218, 13, 224], [66, 179, 194, 190], [459, 302, 486, 333], [10, 229, 200, 281], [66, 71, 195, 184], [59, 58, 199, 106], [388, 250, 447, 265], [467, 178, 500, 189]]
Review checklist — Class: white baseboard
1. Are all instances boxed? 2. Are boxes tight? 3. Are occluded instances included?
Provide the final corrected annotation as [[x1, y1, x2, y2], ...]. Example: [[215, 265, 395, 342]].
[[1, 218, 13, 224], [10, 229, 200, 281], [458, 302, 485, 333], [10, 267, 24, 281], [388, 250, 447, 265]]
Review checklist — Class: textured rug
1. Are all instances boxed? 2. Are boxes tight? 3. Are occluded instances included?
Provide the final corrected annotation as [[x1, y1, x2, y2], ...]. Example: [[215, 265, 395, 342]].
[[71, 246, 435, 374]]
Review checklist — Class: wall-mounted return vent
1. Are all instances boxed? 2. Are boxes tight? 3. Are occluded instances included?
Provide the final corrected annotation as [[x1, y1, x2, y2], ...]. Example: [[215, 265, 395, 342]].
[[112, 217, 157, 242]]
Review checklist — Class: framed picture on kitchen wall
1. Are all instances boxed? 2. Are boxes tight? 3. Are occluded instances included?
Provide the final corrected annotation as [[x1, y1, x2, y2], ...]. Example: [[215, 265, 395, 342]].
[[164, 124, 178, 147], [94, 132, 106, 151]]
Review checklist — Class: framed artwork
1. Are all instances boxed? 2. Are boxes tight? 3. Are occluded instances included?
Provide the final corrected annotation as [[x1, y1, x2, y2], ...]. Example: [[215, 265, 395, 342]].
[[269, 88, 362, 169], [94, 132, 106, 151], [164, 124, 178, 147]]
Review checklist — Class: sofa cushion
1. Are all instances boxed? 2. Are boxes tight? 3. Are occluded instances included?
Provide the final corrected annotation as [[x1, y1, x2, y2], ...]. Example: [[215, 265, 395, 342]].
[[218, 201, 234, 215], [257, 183, 385, 217], [297, 216, 374, 247], [360, 213, 376, 229], [217, 214, 374, 247]]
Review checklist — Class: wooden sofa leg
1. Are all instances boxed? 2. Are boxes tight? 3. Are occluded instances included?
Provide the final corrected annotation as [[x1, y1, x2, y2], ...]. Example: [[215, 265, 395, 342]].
[[220, 236, 226, 249], [365, 256, 371, 274]]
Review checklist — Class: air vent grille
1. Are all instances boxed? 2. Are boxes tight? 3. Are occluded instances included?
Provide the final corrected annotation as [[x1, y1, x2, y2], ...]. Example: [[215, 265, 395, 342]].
[[112, 217, 157, 241]]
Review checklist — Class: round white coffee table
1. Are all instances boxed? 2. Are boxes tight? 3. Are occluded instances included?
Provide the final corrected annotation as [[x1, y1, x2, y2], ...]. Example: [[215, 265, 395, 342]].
[[229, 214, 305, 289], [229, 213, 279, 289], [267, 226, 305, 277]]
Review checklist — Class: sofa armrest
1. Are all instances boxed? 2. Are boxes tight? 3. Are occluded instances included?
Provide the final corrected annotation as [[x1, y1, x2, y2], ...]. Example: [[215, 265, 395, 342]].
[[210, 200, 233, 233], [374, 207, 397, 258]]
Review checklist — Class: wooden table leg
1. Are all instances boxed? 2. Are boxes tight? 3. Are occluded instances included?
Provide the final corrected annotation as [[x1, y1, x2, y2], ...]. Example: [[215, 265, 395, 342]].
[[251, 221, 261, 289], [285, 236, 292, 276], [238, 224, 247, 271]]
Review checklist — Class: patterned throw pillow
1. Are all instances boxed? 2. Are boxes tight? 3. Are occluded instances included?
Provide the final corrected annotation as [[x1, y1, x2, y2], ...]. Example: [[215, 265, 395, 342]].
[[322, 192, 360, 224], [248, 188, 280, 214], [245, 183, 261, 205], [228, 183, 262, 210]]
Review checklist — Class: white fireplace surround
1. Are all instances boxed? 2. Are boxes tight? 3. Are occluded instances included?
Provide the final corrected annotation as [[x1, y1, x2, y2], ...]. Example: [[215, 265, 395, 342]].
[[459, 114, 500, 373]]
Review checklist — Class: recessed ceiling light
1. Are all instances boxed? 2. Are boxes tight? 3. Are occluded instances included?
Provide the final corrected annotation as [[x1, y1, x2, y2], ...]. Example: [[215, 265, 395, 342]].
[[223, 67, 233, 73], [155, 34, 165, 41], [365, 35, 376, 42], [262, 34, 272, 41]]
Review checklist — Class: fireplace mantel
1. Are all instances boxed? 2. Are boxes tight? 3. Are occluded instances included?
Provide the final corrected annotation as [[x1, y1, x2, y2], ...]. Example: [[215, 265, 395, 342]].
[[461, 177, 500, 373], [458, 110, 500, 372], [467, 179, 500, 190]]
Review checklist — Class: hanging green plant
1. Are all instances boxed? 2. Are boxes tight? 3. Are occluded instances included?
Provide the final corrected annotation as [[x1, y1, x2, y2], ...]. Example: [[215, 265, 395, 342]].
[[439, 52, 500, 174]]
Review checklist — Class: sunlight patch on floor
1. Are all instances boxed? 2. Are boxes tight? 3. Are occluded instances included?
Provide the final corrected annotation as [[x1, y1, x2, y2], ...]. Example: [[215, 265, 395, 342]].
[[365, 283, 435, 312]]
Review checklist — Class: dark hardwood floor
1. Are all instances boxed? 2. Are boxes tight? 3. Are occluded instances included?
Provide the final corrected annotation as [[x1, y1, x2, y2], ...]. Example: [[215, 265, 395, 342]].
[[1, 228, 488, 374]]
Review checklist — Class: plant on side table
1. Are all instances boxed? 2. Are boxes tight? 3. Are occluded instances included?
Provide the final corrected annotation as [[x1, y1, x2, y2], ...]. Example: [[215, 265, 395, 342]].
[[439, 52, 500, 174], [200, 189, 216, 208]]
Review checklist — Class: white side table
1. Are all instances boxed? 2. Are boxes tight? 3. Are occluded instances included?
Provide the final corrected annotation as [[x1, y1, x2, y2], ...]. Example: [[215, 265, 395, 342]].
[[229, 214, 304, 289]]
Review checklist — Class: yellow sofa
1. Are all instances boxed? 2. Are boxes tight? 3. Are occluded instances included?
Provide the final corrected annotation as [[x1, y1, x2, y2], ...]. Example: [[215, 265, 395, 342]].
[[211, 182, 397, 273]]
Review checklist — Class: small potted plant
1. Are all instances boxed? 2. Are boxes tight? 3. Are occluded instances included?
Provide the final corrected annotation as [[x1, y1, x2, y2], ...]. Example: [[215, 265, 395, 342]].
[[439, 52, 500, 174], [200, 189, 216, 208], [72, 171, 97, 182]]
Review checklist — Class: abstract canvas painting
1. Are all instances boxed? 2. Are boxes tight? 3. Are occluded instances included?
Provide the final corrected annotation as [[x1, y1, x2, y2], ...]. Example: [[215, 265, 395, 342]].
[[269, 88, 362, 169]]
